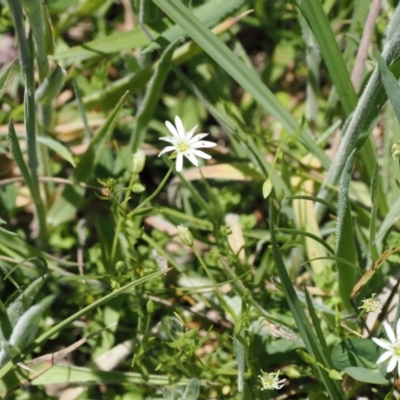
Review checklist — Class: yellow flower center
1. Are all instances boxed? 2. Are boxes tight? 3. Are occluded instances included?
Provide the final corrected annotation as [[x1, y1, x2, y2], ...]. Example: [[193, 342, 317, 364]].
[[177, 142, 189, 152], [394, 344, 400, 356]]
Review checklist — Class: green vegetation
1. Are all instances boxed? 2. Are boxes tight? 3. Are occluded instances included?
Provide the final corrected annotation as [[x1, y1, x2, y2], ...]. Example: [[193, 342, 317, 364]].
[[1, 0, 400, 398]]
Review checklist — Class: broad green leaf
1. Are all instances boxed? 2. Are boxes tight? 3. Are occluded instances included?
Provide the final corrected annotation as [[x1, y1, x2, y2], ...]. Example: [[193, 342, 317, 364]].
[[6, 272, 51, 328], [46, 91, 129, 227], [8, 296, 55, 353], [182, 378, 201, 400], [345, 367, 388, 385], [152, 0, 330, 169], [331, 338, 380, 370], [37, 136, 75, 167]]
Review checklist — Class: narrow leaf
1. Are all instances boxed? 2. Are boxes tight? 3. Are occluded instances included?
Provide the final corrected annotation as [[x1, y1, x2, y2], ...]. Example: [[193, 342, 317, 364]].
[[37, 136, 75, 167], [0, 59, 18, 99]]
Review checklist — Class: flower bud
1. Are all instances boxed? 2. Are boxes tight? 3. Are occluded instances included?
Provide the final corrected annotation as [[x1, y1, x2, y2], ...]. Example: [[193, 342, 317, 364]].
[[177, 224, 193, 247], [131, 150, 146, 173], [146, 299, 154, 314], [115, 261, 125, 275]]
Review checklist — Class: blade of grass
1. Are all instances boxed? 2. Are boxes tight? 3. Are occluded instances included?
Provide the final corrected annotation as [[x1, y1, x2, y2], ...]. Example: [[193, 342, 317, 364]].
[[270, 198, 346, 398], [0, 59, 17, 99], [152, 0, 330, 169], [335, 149, 357, 311], [296, 0, 357, 115]]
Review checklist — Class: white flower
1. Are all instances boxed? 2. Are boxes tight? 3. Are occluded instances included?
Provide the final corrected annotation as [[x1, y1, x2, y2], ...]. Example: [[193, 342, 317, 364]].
[[158, 115, 216, 172], [258, 369, 286, 391], [372, 320, 400, 375]]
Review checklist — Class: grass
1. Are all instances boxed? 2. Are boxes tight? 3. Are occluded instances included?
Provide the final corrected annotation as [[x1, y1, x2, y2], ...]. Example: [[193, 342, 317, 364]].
[[1, 0, 400, 398]]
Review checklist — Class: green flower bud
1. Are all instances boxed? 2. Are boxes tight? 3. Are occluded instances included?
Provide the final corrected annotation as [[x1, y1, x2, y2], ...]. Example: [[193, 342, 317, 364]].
[[131, 183, 145, 193], [115, 261, 125, 275], [146, 299, 154, 314], [131, 150, 146, 173], [328, 369, 342, 380], [177, 224, 193, 247]]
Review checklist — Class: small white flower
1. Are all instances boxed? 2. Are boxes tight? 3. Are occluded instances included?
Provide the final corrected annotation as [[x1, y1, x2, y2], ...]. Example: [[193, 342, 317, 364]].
[[158, 115, 216, 172], [258, 369, 286, 391], [372, 320, 400, 375]]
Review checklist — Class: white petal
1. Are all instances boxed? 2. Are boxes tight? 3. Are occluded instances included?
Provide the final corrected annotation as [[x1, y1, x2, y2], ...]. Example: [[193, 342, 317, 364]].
[[396, 319, 400, 339], [183, 150, 199, 167], [372, 338, 392, 350], [176, 153, 184, 172], [165, 120, 179, 138], [387, 356, 397, 372], [191, 140, 216, 149], [186, 125, 198, 140], [383, 322, 396, 343], [159, 136, 177, 143], [192, 149, 212, 159], [175, 116, 186, 138], [189, 134, 209, 144], [158, 146, 176, 157], [397, 360, 400, 376], [376, 350, 394, 364]]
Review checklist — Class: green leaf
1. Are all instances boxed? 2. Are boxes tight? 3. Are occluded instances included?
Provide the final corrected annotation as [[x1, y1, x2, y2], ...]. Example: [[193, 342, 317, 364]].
[[152, 0, 330, 169], [6, 272, 51, 328], [269, 198, 346, 399], [296, 0, 357, 115], [35, 64, 65, 103], [262, 179, 273, 199], [331, 338, 380, 370], [144, 0, 245, 53], [0, 59, 18, 100], [37, 136, 75, 167], [369, 164, 379, 260], [345, 367, 388, 385], [375, 48, 400, 125], [233, 335, 245, 393], [335, 149, 357, 311]]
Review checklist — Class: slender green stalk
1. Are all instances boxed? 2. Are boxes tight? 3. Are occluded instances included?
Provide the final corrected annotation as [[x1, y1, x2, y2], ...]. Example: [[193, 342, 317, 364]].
[[111, 163, 175, 263], [8, 0, 46, 244]]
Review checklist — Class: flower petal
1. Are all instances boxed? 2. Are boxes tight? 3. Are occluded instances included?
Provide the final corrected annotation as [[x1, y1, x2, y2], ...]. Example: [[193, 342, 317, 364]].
[[158, 146, 176, 157], [191, 140, 216, 149], [396, 319, 400, 339], [372, 338, 392, 350], [383, 321, 396, 343], [176, 153, 184, 172], [387, 356, 397, 372], [192, 149, 212, 159], [165, 120, 179, 138], [186, 125, 198, 141], [159, 136, 177, 143], [184, 150, 199, 167], [175, 116, 186, 138], [188, 133, 208, 144], [376, 350, 394, 364]]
